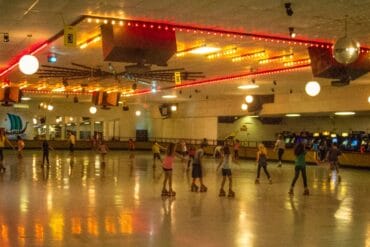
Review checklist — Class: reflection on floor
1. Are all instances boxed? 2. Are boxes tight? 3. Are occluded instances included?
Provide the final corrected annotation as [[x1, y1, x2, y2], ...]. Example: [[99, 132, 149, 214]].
[[0, 150, 369, 247]]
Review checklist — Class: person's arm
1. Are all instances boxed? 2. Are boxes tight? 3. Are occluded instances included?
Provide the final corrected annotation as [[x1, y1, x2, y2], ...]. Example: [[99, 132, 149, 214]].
[[6, 138, 15, 149], [217, 156, 223, 171]]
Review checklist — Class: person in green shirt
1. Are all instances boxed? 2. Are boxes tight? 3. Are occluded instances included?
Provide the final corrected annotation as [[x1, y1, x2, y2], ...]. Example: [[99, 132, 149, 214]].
[[289, 142, 309, 196]]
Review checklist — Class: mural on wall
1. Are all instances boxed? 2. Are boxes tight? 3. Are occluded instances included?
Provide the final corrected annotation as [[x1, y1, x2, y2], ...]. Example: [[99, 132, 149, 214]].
[[4, 113, 28, 136]]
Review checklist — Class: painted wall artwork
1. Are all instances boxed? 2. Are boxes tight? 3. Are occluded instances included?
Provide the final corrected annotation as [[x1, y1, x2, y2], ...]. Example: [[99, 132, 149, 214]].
[[3, 113, 28, 139]]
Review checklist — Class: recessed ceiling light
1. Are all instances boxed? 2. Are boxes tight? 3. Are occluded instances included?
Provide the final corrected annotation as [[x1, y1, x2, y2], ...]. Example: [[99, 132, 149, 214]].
[[286, 113, 301, 117], [21, 97, 31, 101], [162, 95, 177, 99], [334, 112, 355, 116], [189, 47, 221, 54], [238, 85, 259, 90]]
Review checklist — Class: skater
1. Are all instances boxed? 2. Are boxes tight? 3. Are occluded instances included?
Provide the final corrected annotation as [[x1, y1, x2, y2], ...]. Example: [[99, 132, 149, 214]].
[[289, 142, 309, 196], [255, 143, 272, 184], [326, 143, 342, 181], [274, 135, 285, 167], [68, 131, 76, 154], [190, 143, 208, 192], [180, 139, 187, 157], [152, 141, 164, 167], [233, 139, 240, 161], [161, 142, 180, 197], [187, 145, 196, 171], [98, 140, 109, 162], [213, 144, 223, 159], [42, 139, 53, 166], [17, 135, 25, 159], [0, 128, 15, 172], [216, 143, 235, 197]]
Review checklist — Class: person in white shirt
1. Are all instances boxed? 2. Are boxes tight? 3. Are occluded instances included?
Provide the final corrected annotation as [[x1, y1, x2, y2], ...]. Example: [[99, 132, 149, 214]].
[[274, 135, 285, 167]]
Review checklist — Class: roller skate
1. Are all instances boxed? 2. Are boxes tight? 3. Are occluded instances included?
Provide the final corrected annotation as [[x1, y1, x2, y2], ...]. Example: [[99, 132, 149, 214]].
[[161, 189, 169, 197], [168, 190, 176, 197], [191, 183, 199, 192], [303, 188, 310, 196], [288, 188, 294, 195], [200, 184, 208, 192], [219, 188, 226, 197], [228, 189, 235, 197], [255, 178, 260, 184]]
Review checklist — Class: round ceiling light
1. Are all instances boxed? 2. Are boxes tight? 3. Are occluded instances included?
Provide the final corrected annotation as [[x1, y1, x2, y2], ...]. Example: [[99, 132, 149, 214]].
[[241, 103, 248, 111], [245, 95, 254, 103], [47, 104, 54, 111], [19, 55, 39, 75], [305, 81, 321, 96], [135, 110, 141, 116], [334, 111, 355, 116], [333, 36, 360, 65], [89, 106, 97, 114], [171, 105, 177, 111]]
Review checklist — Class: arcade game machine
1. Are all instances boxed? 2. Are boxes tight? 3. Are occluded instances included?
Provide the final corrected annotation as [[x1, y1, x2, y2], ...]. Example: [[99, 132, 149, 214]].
[[349, 131, 363, 151], [360, 133, 369, 153], [340, 132, 350, 151], [330, 133, 339, 145]]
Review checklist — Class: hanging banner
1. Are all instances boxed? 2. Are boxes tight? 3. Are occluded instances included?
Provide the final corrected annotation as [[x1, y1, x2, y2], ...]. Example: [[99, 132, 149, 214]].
[[64, 26, 77, 47], [174, 72, 181, 85]]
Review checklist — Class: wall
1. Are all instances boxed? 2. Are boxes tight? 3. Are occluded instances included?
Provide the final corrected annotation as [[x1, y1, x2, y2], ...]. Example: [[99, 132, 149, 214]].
[[218, 115, 370, 142], [0, 101, 150, 140]]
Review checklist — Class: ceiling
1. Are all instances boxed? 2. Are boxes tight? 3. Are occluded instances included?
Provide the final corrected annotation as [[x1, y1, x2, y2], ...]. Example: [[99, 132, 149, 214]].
[[1, 0, 370, 105]]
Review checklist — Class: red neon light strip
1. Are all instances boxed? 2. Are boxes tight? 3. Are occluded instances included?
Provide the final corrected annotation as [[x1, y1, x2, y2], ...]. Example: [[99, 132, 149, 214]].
[[132, 64, 311, 96]]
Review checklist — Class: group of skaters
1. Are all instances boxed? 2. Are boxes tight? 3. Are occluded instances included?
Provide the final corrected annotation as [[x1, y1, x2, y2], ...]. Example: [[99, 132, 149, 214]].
[[153, 134, 343, 198]]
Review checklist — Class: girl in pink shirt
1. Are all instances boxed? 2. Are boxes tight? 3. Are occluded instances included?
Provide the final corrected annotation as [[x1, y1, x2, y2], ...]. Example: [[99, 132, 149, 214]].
[[162, 142, 180, 197]]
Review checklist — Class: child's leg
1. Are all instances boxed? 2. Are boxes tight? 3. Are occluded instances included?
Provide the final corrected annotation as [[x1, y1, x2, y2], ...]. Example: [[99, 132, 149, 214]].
[[290, 167, 300, 188], [42, 152, 46, 165], [228, 176, 232, 190], [46, 153, 50, 165], [301, 167, 308, 188], [256, 164, 262, 178], [220, 175, 226, 190], [263, 165, 271, 179], [168, 171, 173, 191], [163, 172, 169, 191]]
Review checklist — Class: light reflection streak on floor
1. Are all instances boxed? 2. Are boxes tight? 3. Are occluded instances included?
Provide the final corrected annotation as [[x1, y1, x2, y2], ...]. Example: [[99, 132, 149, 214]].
[[0, 150, 368, 246]]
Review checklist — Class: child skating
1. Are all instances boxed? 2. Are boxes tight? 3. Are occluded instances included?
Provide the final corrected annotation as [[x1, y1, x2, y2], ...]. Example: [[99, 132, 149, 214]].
[[289, 142, 309, 196], [42, 139, 54, 166], [152, 141, 165, 168], [98, 140, 109, 162], [17, 135, 25, 159], [191, 143, 207, 192], [326, 143, 342, 182], [216, 143, 235, 197], [255, 143, 272, 184], [161, 143, 181, 197]]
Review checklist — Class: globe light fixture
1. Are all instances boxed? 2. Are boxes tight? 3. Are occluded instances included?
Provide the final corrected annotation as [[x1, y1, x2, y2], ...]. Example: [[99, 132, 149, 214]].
[[305, 81, 321, 96], [47, 104, 54, 111], [89, 106, 97, 114], [135, 110, 141, 116], [19, 54, 40, 75], [241, 103, 248, 111], [171, 105, 177, 111], [245, 95, 254, 103]]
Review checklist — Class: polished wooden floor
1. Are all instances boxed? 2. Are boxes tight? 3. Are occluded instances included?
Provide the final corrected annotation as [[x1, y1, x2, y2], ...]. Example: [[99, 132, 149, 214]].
[[0, 150, 369, 247]]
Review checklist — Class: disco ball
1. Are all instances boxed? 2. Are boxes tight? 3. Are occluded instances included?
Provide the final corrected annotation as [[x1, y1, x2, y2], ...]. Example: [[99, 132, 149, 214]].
[[333, 36, 360, 65]]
